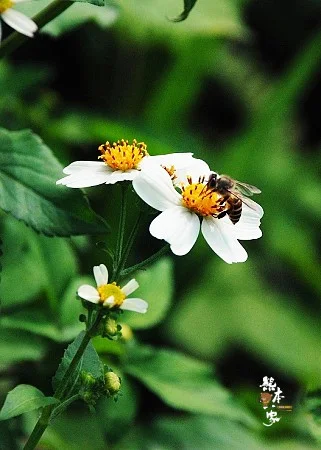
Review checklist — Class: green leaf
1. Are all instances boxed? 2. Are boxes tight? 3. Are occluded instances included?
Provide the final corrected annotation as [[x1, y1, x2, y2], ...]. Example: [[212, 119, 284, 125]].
[[0, 329, 47, 369], [52, 331, 103, 393], [167, 260, 321, 387], [0, 385, 58, 420], [171, 0, 198, 22], [1, 310, 61, 341], [123, 258, 173, 329], [39, 410, 105, 450], [125, 345, 257, 427], [0, 128, 108, 236], [118, 415, 264, 450], [0, 215, 78, 309]]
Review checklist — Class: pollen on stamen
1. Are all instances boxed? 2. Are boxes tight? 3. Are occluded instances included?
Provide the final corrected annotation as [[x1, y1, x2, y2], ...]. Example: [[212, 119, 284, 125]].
[[98, 139, 148, 171], [181, 181, 227, 217], [97, 282, 126, 307]]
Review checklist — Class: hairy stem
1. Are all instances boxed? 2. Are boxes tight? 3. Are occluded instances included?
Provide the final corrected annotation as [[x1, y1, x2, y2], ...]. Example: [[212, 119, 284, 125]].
[[23, 311, 103, 450]]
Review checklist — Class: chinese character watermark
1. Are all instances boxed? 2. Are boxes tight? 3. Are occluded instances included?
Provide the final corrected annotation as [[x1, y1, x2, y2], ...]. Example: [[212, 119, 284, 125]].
[[259, 376, 292, 426]]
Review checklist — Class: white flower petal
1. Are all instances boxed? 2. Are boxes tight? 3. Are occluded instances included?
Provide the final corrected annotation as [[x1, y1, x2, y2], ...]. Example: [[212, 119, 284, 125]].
[[120, 298, 148, 313], [105, 169, 138, 184], [77, 285, 100, 303], [62, 161, 108, 175], [121, 278, 139, 296], [234, 217, 262, 240], [202, 216, 248, 263], [103, 296, 115, 306], [2, 9, 37, 37], [141, 153, 194, 169], [150, 206, 200, 256], [133, 165, 181, 211], [56, 171, 114, 188], [93, 264, 108, 286], [242, 198, 264, 219], [233, 202, 263, 240]]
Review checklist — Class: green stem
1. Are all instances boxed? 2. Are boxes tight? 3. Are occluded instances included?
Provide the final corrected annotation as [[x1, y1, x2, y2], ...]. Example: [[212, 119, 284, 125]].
[[120, 244, 170, 279], [113, 184, 128, 279], [55, 311, 103, 400], [0, 0, 72, 60], [23, 311, 103, 450], [50, 394, 82, 420], [114, 210, 144, 281]]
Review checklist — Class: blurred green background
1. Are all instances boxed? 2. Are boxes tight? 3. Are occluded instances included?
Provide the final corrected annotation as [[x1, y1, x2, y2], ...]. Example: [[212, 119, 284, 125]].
[[1, 0, 321, 448]]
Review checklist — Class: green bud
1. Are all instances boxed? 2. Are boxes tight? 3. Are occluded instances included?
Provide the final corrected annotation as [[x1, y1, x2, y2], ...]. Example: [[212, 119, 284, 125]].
[[105, 371, 121, 395], [104, 318, 118, 337], [81, 372, 96, 387]]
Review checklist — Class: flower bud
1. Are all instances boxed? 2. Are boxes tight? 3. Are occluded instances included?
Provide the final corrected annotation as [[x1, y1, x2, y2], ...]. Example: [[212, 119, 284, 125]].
[[119, 323, 133, 342], [81, 372, 96, 387], [104, 318, 118, 337], [104, 371, 121, 395]]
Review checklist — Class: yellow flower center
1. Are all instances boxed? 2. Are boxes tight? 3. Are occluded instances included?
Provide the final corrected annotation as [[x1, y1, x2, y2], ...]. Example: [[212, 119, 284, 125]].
[[97, 282, 126, 307], [181, 180, 227, 217], [98, 139, 148, 171], [0, 0, 13, 13]]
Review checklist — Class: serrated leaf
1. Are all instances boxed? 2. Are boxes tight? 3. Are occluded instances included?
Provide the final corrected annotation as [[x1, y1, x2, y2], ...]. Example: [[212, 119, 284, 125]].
[[52, 331, 103, 394], [0, 385, 58, 420], [171, 0, 198, 22], [125, 345, 257, 427], [123, 258, 173, 330], [0, 128, 108, 236]]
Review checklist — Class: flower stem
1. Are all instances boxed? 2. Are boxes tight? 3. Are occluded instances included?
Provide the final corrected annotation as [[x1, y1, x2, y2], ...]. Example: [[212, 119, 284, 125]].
[[114, 210, 144, 280], [120, 244, 170, 279], [113, 184, 128, 279], [0, 0, 72, 60], [23, 310, 103, 450]]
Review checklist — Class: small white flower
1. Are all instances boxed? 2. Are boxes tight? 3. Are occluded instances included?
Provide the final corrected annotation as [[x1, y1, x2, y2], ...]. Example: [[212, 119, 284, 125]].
[[0, 0, 37, 42], [133, 165, 263, 264], [78, 264, 148, 313], [56, 138, 203, 188]]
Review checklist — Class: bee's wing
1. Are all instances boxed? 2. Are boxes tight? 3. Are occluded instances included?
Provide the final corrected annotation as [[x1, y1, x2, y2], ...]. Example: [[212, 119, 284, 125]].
[[234, 180, 261, 196], [240, 196, 264, 218]]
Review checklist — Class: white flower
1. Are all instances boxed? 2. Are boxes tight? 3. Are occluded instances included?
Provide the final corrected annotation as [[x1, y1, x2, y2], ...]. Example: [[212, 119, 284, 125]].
[[133, 165, 263, 263], [78, 264, 148, 313], [0, 0, 37, 42], [56, 138, 203, 188]]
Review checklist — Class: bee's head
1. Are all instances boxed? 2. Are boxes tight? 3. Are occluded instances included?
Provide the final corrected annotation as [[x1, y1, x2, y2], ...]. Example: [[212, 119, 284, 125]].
[[207, 172, 218, 188]]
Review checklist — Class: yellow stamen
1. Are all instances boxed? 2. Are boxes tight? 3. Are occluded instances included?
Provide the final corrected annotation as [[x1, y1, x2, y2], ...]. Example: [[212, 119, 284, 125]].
[[162, 164, 176, 181], [98, 139, 148, 171], [97, 282, 126, 307], [0, 0, 13, 13], [181, 182, 227, 217]]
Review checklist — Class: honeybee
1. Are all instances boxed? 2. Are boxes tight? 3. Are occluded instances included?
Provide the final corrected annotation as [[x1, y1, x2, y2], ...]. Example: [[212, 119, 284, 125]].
[[206, 172, 261, 224]]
